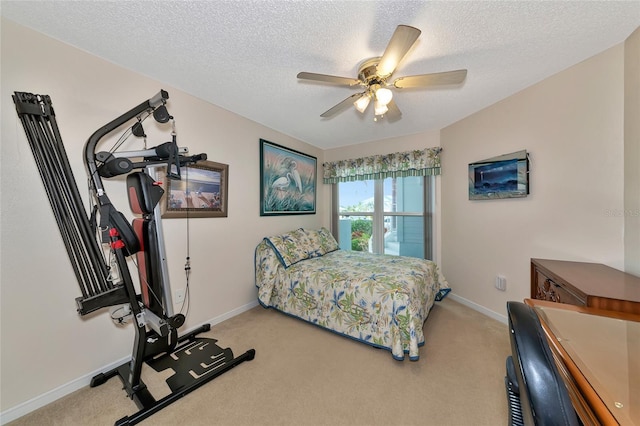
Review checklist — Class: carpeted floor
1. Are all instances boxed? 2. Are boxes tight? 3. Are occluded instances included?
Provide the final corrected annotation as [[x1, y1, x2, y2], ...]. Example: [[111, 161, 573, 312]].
[[7, 297, 511, 426]]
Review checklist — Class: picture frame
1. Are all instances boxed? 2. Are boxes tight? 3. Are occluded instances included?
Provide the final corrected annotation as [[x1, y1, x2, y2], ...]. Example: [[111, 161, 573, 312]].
[[260, 139, 316, 216], [160, 160, 229, 218], [469, 150, 529, 200]]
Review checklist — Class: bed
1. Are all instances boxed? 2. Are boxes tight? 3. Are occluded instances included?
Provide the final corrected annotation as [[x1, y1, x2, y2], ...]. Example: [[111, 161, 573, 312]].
[[254, 227, 450, 360]]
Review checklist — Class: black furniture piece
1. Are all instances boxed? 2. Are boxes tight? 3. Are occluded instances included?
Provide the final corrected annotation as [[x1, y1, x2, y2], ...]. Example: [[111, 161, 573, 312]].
[[505, 301, 579, 426]]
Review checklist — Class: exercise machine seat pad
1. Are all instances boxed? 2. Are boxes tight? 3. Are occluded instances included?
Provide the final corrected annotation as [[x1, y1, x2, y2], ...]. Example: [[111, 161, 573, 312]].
[[127, 172, 164, 215], [110, 209, 140, 255]]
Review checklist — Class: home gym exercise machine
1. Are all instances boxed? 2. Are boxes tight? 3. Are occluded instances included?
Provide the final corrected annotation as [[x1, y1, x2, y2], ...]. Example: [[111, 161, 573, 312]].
[[12, 90, 255, 425]]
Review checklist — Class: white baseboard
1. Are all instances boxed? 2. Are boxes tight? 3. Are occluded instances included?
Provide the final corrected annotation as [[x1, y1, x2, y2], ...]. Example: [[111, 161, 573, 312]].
[[0, 300, 260, 425], [200, 300, 260, 332], [448, 293, 508, 324]]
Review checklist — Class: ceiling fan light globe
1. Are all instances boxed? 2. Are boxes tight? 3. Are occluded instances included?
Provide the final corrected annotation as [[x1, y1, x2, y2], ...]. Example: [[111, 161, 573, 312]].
[[354, 94, 371, 113], [375, 87, 393, 105], [374, 100, 388, 116]]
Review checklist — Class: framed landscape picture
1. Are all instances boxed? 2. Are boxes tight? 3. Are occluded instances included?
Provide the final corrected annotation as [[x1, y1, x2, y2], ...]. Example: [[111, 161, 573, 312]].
[[468, 150, 529, 200], [161, 160, 229, 218], [260, 139, 316, 216]]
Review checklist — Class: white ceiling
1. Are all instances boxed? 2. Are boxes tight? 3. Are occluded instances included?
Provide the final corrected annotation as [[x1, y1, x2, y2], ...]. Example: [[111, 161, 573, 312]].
[[2, 1, 639, 149]]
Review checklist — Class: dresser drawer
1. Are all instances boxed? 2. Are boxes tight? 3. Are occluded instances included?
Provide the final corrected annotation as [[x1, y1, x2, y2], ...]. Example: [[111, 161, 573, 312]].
[[545, 278, 585, 306], [533, 267, 586, 307]]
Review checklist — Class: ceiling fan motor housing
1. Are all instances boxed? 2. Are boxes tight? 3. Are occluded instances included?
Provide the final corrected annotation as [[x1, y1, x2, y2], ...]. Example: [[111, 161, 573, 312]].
[[358, 57, 386, 86]]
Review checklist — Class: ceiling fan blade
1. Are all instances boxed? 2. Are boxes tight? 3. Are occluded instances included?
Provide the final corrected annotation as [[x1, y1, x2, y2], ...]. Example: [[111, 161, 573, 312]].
[[385, 99, 402, 122], [320, 92, 365, 118], [393, 69, 468, 89], [376, 25, 421, 78], [297, 72, 361, 86]]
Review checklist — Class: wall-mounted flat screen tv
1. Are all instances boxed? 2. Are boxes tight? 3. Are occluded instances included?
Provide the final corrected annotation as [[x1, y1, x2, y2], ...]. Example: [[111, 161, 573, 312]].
[[469, 150, 529, 200]]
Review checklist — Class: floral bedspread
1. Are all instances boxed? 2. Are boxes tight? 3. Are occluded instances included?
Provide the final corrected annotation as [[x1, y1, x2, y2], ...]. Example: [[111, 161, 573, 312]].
[[255, 240, 450, 360]]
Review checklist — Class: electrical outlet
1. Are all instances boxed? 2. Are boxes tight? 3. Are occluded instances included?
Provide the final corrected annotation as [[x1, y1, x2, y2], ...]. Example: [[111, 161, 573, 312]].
[[175, 288, 186, 304], [495, 275, 507, 291]]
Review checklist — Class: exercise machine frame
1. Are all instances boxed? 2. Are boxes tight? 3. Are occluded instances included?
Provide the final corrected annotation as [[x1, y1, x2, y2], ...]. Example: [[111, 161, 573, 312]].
[[12, 90, 255, 426]]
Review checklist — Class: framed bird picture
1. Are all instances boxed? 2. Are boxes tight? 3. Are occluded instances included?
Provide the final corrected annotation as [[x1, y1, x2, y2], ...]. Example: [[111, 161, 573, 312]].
[[260, 139, 316, 216]]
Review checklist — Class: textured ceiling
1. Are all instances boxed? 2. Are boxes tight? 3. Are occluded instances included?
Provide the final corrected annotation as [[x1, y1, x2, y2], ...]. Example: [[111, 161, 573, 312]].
[[2, 1, 639, 149]]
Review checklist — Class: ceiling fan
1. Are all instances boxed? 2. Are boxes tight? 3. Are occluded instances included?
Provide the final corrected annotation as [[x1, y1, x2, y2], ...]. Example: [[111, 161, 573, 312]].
[[297, 25, 467, 122]]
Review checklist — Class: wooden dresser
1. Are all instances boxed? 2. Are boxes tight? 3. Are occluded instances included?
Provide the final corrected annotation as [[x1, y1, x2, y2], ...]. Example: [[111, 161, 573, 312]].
[[531, 258, 640, 315]]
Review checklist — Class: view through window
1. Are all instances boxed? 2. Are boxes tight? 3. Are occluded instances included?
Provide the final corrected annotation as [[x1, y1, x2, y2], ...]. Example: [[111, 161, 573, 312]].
[[335, 176, 433, 259]]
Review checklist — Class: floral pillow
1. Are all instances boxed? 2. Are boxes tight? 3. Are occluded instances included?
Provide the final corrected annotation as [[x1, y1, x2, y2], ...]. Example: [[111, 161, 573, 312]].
[[301, 228, 325, 258], [318, 227, 339, 253], [265, 228, 312, 268]]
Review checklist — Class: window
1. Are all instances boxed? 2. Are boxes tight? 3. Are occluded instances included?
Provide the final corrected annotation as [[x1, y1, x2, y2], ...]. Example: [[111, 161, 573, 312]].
[[334, 176, 434, 259]]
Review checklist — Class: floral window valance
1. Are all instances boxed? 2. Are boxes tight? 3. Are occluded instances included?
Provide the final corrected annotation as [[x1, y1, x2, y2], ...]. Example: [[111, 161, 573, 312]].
[[323, 147, 442, 184]]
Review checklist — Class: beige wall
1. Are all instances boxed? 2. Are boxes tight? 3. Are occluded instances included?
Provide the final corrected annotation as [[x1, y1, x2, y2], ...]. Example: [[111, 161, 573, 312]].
[[440, 44, 628, 318], [625, 27, 640, 276], [0, 19, 328, 414], [323, 130, 440, 160]]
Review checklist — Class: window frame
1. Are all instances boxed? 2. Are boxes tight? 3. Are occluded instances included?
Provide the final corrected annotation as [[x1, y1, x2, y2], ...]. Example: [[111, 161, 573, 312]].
[[332, 176, 435, 259]]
